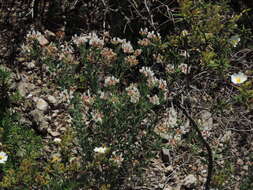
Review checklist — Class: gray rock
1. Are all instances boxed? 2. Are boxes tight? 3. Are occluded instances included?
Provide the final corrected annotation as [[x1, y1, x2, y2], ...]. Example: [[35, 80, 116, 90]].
[[30, 109, 49, 133], [161, 148, 171, 164], [47, 95, 58, 104], [33, 97, 49, 111], [27, 61, 36, 69], [18, 82, 28, 97], [17, 82, 35, 97], [48, 130, 61, 137], [44, 30, 56, 40], [30, 109, 45, 123], [200, 110, 213, 130]]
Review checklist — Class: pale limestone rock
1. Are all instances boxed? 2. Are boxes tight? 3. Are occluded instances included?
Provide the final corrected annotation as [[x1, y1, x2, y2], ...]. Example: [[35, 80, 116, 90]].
[[47, 95, 57, 104], [183, 174, 197, 187], [33, 97, 49, 111]]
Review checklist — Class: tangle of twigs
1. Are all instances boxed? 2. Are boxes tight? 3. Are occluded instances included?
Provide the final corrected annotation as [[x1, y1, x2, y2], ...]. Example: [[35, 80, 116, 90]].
[[172, 98, 213, 190]]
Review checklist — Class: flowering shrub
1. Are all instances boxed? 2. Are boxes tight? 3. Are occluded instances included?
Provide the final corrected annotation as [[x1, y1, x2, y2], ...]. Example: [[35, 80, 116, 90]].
[[1, 0, 252, 189]]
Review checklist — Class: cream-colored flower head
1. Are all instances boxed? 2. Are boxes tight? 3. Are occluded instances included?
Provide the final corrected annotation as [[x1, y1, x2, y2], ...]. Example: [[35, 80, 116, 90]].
[[231, 72, 247, 84], [0, 152, 8, 164], [94, 147, 107, 154]]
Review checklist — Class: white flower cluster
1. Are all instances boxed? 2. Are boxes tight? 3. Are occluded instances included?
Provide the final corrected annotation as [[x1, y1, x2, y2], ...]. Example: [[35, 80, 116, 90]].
[[94, 146, 107, 154], [166, 64, 175, 73], [89, 33, 104, 48], [58, 44, 77, 64], [178, 63, 189, 74], [26, 29, 43, 40], [147, 76, 159, 88], [104, 76, 120, 87], [139, 28, 149, 35], [158, 79, 167, 91], [139, 67, 155, 78], [122, 41, 134, 54], [72, 33, 104, 48], [110, 151, 124, 166], [140, 67, 167, 90], [82, 90, 94, 106], [26, 29, 49, 46], [111, 37, 126, 45], [148, 95, 160, 105], [126, 83, 141, 103], [147, 30, 161, 41], [0, 151, 8, 164], [91, 110, 103, 124], [139, 28, 161, 41], [72, 34, 89, 46]]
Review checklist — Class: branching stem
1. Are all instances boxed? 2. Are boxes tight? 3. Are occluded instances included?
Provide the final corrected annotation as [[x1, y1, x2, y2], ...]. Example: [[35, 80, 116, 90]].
[[173, 98, 213, 190]]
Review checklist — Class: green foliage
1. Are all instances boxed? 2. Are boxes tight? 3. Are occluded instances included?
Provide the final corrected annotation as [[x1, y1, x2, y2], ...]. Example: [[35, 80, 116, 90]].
[[0, 67, 11, 114]]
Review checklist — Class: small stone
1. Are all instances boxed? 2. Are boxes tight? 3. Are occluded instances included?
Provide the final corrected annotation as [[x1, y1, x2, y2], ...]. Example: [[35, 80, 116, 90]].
[[242, 165, 248, 171], [53, 138, 62, 143], [40, 121, 49, 130], [18, 82, 35, 97], [166, 165, 173, 172], [30, 109, 48, 134], [45, 30, 56, 40], [34, 97, 49, 111], [48, 129, 61, 137], [47, 95, 57, 104], [59, 127, 66, 132], [30, 109, 44, 123], [200, 110, 213, 130], [237, 159, 244, 165], [26, 61, 36, 69], [161, 148, 171, 163], [43, 145, 51, 152], [18, 82, 28, 97], [183, 174, 197, 187]]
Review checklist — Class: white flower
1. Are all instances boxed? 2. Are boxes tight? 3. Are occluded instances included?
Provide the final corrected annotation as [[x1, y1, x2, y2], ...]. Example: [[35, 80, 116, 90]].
[[231, 72, 247, 84], [229, 35, 240, 47], [178, 63, 189, 74], [147, 31, 161, 40], [0, 152, 8, 164], [89, 33, 104, 48], [166, 64, 175, 73], [181, 30, 189, 37], [104, 76, 119, 87], [111, 37, 126, 45], [126, 84, 140, 103], [147, 76, 159, 88], [139, 28, 148, 35], [91, 111, 103, 124], [122, 41, 134, 53], [158, 79, 167, 91], [183, 174, 197, 187], [94, 147, 107, 154], [72, 34, 89, 46], [111, 151, 124, 166], [139, 67, 155, 78], [148, 95, 160, 105]]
